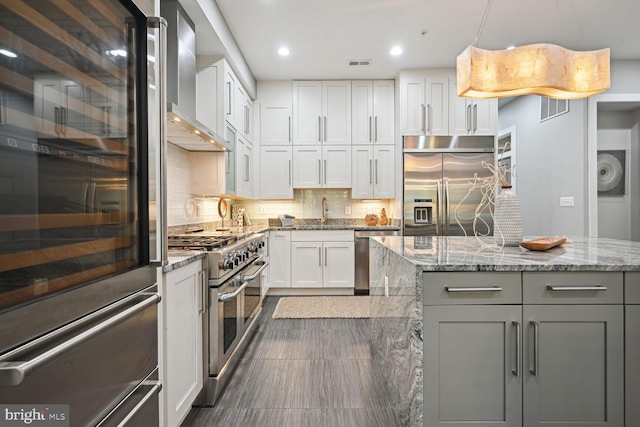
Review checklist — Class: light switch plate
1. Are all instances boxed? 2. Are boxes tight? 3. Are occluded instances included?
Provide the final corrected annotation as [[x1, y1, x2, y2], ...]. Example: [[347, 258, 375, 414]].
[[344, 205, 351, 215], [260, 206, 267, 214]]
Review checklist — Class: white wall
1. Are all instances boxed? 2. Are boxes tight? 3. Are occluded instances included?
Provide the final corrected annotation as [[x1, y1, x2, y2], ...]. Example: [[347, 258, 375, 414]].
[[498, 95, 587, 236], [632, 112, 640, 240], [596, 111, 633, 239]]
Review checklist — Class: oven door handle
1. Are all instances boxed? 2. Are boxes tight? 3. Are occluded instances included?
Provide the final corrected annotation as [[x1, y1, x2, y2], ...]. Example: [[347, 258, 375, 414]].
[[218, 281, 249, 302], [239, 258, 268, 282]]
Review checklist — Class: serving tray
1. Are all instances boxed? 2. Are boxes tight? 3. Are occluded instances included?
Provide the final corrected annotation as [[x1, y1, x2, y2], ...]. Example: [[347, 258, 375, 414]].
[[519, 237, 566, 251]]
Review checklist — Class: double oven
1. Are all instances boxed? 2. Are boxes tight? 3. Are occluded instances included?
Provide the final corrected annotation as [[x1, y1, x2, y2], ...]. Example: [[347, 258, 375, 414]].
[[168, 232, 267, 405]]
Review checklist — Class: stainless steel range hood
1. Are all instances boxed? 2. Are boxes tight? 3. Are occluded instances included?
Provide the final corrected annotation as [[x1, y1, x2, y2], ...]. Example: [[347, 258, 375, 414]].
[[161, 0, 230, 151]]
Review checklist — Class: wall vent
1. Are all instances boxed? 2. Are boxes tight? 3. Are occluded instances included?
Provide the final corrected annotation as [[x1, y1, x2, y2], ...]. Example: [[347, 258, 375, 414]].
[[540, 97, 569, 121], [348, 59, 372, 66]]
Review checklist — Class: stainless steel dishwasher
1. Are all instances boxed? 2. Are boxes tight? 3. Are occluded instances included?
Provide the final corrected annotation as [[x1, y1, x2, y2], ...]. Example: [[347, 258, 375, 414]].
[[354, 229, 401, 295]]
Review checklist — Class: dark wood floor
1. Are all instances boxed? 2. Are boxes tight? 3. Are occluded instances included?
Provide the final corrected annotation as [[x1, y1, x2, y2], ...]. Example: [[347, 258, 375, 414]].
[[181, 296, 401, 427]]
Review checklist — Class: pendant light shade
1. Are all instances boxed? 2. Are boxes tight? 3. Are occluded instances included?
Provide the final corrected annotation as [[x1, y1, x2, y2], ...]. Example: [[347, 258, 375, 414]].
[[456, 44, 610, 99]]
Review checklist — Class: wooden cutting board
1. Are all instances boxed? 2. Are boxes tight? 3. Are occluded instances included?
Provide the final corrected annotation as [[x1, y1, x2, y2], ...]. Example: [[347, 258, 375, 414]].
[[519, 237, 566, 251]]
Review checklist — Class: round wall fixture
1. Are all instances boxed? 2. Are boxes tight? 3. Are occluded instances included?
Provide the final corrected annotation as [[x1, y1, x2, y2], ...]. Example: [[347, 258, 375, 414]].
[[597, 152, 623, 192]]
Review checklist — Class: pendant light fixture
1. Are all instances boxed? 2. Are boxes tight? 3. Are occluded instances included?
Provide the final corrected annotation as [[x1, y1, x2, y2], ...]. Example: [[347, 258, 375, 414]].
[[456, 0, 610, 99]]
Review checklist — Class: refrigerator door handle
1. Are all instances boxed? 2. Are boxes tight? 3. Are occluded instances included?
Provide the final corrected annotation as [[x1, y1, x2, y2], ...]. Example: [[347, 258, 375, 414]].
[[436, 180, 442, 235], [445, 179, 450, 235]]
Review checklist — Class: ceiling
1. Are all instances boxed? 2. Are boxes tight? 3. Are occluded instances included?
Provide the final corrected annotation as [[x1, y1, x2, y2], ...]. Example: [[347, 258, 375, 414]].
[[197, 0, 640, 82]]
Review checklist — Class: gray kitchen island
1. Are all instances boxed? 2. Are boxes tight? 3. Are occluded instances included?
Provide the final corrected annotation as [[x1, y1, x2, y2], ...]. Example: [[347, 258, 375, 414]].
[[368, 236, 640, 427]]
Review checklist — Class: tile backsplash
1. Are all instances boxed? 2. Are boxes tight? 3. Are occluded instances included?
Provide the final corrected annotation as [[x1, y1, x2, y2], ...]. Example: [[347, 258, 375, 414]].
[[167, 143, 393, 226]]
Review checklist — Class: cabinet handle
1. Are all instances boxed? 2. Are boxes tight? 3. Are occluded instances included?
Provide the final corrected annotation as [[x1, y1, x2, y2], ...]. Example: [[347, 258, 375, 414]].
[[369, 116, 372, 142], [530, 321, 539, 376], [288, 116, 291, 142], [324, 247, 327, 266], [473, 104, 478, 131], [245, 154, 249, 182], [54, 106, 61, 135], [546, 285, 607, 292], [227, 82, 232, 115], [444, 286, 503, 293], [512, 321, 521, 378], [375, 159, 378, 184], [369, 159, 373, 184], [199, 270, 207, 314], [324, 159, 327, 184], [61, 107, 68, 136], [421, 104, 426, 134], [288, 160, 292, 185], [324, 116, 327, 142], [318, 159, 322, 184], [318, 247, 321, 266], [374, 116, 378, 142], [466, 104, 472, 132], [245, 106, 249, 134], [426, 104, 431, 132], [318, 116, 322, 142]]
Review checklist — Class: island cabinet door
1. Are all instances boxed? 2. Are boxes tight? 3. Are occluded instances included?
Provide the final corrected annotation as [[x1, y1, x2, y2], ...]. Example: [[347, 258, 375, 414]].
[[522, 305, 624, 427], [424, 305, 523, 427]]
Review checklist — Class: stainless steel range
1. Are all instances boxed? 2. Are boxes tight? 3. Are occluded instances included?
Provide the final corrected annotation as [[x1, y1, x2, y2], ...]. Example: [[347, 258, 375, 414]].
[[169, 232, 268, 406]]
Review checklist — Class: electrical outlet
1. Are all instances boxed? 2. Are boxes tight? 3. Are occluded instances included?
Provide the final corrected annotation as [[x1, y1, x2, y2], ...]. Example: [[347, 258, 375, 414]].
[[560, 196, 575, 207], [366, 206, 374, 214], [260, 206, 267, 215], [344, 205, 351, 215], [384, 276, 389, 297]]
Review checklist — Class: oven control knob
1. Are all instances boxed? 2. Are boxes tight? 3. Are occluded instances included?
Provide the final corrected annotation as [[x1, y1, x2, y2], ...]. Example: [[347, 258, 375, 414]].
[[223, 257, 234, 270]]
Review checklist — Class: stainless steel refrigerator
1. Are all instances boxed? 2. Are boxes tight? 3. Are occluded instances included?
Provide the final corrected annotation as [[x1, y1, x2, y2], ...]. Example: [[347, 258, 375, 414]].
[[403, 135, 495, 236]]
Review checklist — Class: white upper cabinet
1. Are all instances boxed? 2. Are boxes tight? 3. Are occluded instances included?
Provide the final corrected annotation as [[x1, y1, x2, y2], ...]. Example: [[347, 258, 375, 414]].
[[352, 80, 395, 145], [399, 70, 449, 136], [258, 81, 292, 146], [260, 146, 293, 199], [449, 78, 497, 136], [196, 57, 252, 141], [293, 145, 351, 189], [235, 81, 252, 140], [236, 134, 253, 198], [351, 145, 395, 199], [293, 81, 351, 145]]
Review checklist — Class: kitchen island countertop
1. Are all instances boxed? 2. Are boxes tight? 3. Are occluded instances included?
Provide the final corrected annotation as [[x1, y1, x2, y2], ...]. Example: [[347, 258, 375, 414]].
[[372, 235, 640, 272]]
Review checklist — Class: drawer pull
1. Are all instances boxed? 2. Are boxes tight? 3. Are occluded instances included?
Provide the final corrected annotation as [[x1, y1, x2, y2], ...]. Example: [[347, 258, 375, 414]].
[[445, 286, 503, 293], [546, 285, 607, 292]]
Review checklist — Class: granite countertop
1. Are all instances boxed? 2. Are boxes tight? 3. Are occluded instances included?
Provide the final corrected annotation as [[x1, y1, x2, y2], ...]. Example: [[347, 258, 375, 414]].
[[164, 220, 401, 271], [267, 218, 401, 231], [371, 235, 640, 272]]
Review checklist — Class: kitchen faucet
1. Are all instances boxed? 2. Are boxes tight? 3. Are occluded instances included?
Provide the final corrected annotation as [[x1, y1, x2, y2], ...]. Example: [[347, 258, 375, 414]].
[[321, 197, 328, 224]]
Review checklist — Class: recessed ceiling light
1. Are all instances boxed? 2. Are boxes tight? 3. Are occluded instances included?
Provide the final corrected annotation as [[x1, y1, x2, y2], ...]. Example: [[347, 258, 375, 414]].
[[277, 47, 290, 56], [506, 45, 516, 50], [0, 49, 18, 58], [390, 46, 403, 56], [106, 49, 127, 57]]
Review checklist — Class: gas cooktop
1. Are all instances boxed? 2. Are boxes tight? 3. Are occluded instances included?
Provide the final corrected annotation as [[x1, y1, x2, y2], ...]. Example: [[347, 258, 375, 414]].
[[167, 235, 237, 251]]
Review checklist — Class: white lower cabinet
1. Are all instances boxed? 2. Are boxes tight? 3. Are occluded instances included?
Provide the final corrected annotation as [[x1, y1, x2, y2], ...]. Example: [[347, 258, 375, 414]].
[[290, 230, 354, 289], [268, 230, 291, 288], [162, 260, 205, 427]]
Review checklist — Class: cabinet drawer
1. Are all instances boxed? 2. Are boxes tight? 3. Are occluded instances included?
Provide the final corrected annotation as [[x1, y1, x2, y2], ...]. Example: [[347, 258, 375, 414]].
[[423, 272, 521, 305], [523, 272, 623, 304], [291, 230, 353, 242], [626, 272, 640, 304]]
